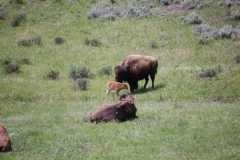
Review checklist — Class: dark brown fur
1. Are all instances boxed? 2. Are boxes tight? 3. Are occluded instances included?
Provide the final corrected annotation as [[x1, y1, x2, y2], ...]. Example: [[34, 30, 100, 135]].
[[115, 54, 158, 92], [88, 95, 137, 123], [0, 123, 12, 152]]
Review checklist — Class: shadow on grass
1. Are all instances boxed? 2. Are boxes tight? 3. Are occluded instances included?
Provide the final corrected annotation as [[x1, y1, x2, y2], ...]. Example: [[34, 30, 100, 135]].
[[134, 83, 166, 95]]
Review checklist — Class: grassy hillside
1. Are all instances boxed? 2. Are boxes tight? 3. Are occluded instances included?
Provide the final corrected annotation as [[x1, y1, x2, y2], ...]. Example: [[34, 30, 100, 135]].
[[0, 0, 240, 159]]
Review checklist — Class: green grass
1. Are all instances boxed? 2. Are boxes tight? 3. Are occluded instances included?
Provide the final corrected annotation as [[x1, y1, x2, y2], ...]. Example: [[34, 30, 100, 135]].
[[0, 0, 240, 159]]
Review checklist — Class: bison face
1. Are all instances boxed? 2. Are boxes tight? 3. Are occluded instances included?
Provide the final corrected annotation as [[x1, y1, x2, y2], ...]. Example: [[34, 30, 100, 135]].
[[114, 64, 130, 82]]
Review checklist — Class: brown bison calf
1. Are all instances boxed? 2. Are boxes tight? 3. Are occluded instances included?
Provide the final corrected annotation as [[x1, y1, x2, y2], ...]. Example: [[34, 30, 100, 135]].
[[0, 123, 12, 152], [88, 95, 137, 123], [115, 54, 158, 92]]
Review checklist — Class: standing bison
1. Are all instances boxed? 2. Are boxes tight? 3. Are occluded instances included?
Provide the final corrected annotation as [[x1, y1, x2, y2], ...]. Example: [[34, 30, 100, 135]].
[[115, 54, 158, 92]]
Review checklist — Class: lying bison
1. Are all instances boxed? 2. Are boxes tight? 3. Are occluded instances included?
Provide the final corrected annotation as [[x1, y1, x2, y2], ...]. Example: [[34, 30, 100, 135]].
[[0, 123, 12, 152], [115, 54, 158, 92], [88, 94, 137, 123]]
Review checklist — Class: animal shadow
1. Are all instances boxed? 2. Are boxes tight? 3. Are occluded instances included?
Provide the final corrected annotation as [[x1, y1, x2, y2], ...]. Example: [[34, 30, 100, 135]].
[[134, 83, 166, 95]]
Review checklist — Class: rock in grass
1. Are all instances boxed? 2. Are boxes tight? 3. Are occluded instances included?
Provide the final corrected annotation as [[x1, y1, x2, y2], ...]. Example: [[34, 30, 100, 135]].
[[10, 13, 26, 27], [184, 12, 203, 25], [0, 123, 12, 152], [17, 35, 41, 47], [5, 63, 20, 74], [54, 37, 65, 45]]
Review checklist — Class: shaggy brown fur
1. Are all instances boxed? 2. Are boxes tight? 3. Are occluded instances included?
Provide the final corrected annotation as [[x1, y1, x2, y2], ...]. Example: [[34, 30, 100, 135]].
[[0, 123, 12, 152], [115, 54, 158, 92], [88, 95, 137, 123]]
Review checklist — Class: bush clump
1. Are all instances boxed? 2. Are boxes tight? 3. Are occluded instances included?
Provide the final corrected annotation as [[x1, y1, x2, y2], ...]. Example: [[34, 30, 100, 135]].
[[85, 38, 102, 47], [0, 9, 7, 20], [54, 37, 65, 45], [234, 55, 240, 64], [46, 70, 60, 80], [19, 58, 31, 65], [2, 58, 12, 65], [98, 65, 112, 76], [70, 66, 93, 80], [17, 35, 42, 47], [150, 41, 158, 49], [184, 12, 203, 25], [11, 13, 26, 27], [74, 78, 89, 91], [199, 66, 222, 79]]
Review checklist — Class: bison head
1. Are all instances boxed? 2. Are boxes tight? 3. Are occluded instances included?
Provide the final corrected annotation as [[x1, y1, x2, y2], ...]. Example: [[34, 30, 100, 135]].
[[114, 64, 130, 82]]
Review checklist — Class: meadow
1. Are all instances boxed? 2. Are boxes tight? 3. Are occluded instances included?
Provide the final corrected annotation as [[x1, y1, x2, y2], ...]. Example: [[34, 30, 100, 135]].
[[0, 0, 240, 159]]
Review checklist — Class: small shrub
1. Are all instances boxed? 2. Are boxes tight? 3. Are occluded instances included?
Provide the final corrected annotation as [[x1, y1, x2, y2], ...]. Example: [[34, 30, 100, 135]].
[[17, 35, 42, 47], [193, 24, 219, 39], [19, 58, 31, 65], [2, 58, 12, 65], [11, 13, 26, 27], [5, 63, 20, 74], [218, 25, 233, 38], [234, 55, 240, 64], [199, 66, 222, 79], [55, 0, 63, 3], [74, 78, 88, 91], [159, 0, 171, 5], [150, 41, 158, 49], [0, 9, 7, 20], [54, 37, 65, 45], [199, 70, 217, 78], [230, 6, 240, 20], [184, 12, 203, 25], [98, 65, 112, 76], [15, 0, 25, 4], [46, 70, 60, 80], [198, 35, 211, 45], [70, 66, 93, 80], [85, 38, 102, 47]]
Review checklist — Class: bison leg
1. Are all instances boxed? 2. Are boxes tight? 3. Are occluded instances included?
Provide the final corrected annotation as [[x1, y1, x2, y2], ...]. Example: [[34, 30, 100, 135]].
[[143, 77, 149, 89], [128, 81, 138, 92], [150, 74, 155, 88], [129, 84, 135, 93]]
